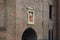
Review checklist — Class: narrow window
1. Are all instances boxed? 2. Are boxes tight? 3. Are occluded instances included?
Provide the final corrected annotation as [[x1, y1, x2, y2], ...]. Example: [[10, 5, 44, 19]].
[[49, 5, 52, 19]]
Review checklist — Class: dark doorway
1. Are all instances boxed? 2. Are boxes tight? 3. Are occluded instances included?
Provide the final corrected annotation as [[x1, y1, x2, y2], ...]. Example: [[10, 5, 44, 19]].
[[22, 28, 37, 40]]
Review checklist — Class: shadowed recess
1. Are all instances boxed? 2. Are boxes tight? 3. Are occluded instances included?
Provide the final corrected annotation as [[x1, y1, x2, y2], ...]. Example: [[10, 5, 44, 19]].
[[22, 28, 37, 40]]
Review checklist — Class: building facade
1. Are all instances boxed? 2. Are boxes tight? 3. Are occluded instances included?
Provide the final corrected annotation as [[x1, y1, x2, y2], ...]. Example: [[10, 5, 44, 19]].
[[0, 0, 59, 40]]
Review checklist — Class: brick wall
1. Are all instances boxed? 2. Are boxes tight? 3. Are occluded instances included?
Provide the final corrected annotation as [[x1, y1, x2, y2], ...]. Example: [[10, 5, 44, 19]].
[[0, 0, 50, 40], [0, 0, 6, 40], [57, 0, 60, 40], [0, 0, 16, 40], [16, 0, 49, 40], [6, 0, 16, 40]]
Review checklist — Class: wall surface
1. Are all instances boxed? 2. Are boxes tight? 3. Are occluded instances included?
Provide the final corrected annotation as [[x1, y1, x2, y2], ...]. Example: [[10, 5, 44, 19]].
[[0, 0, 6, 40], [0, 0, 49, 40], [6, 0, 16, 40], [16, 0, 49, 40], [57, 0, 60, 40], [0, 0, 16, 40]]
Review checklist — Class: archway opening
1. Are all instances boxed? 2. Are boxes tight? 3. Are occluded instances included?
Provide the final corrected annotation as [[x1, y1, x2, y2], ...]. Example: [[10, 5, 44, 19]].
[[22, 28, 37, 40]]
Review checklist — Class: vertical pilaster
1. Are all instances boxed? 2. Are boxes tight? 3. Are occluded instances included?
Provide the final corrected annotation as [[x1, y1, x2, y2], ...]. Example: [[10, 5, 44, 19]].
[[6, 0, 16, 40]]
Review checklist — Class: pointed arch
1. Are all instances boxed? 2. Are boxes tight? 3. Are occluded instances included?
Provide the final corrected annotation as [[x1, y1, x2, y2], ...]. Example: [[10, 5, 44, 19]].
[[22, 27, 37, 40]]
